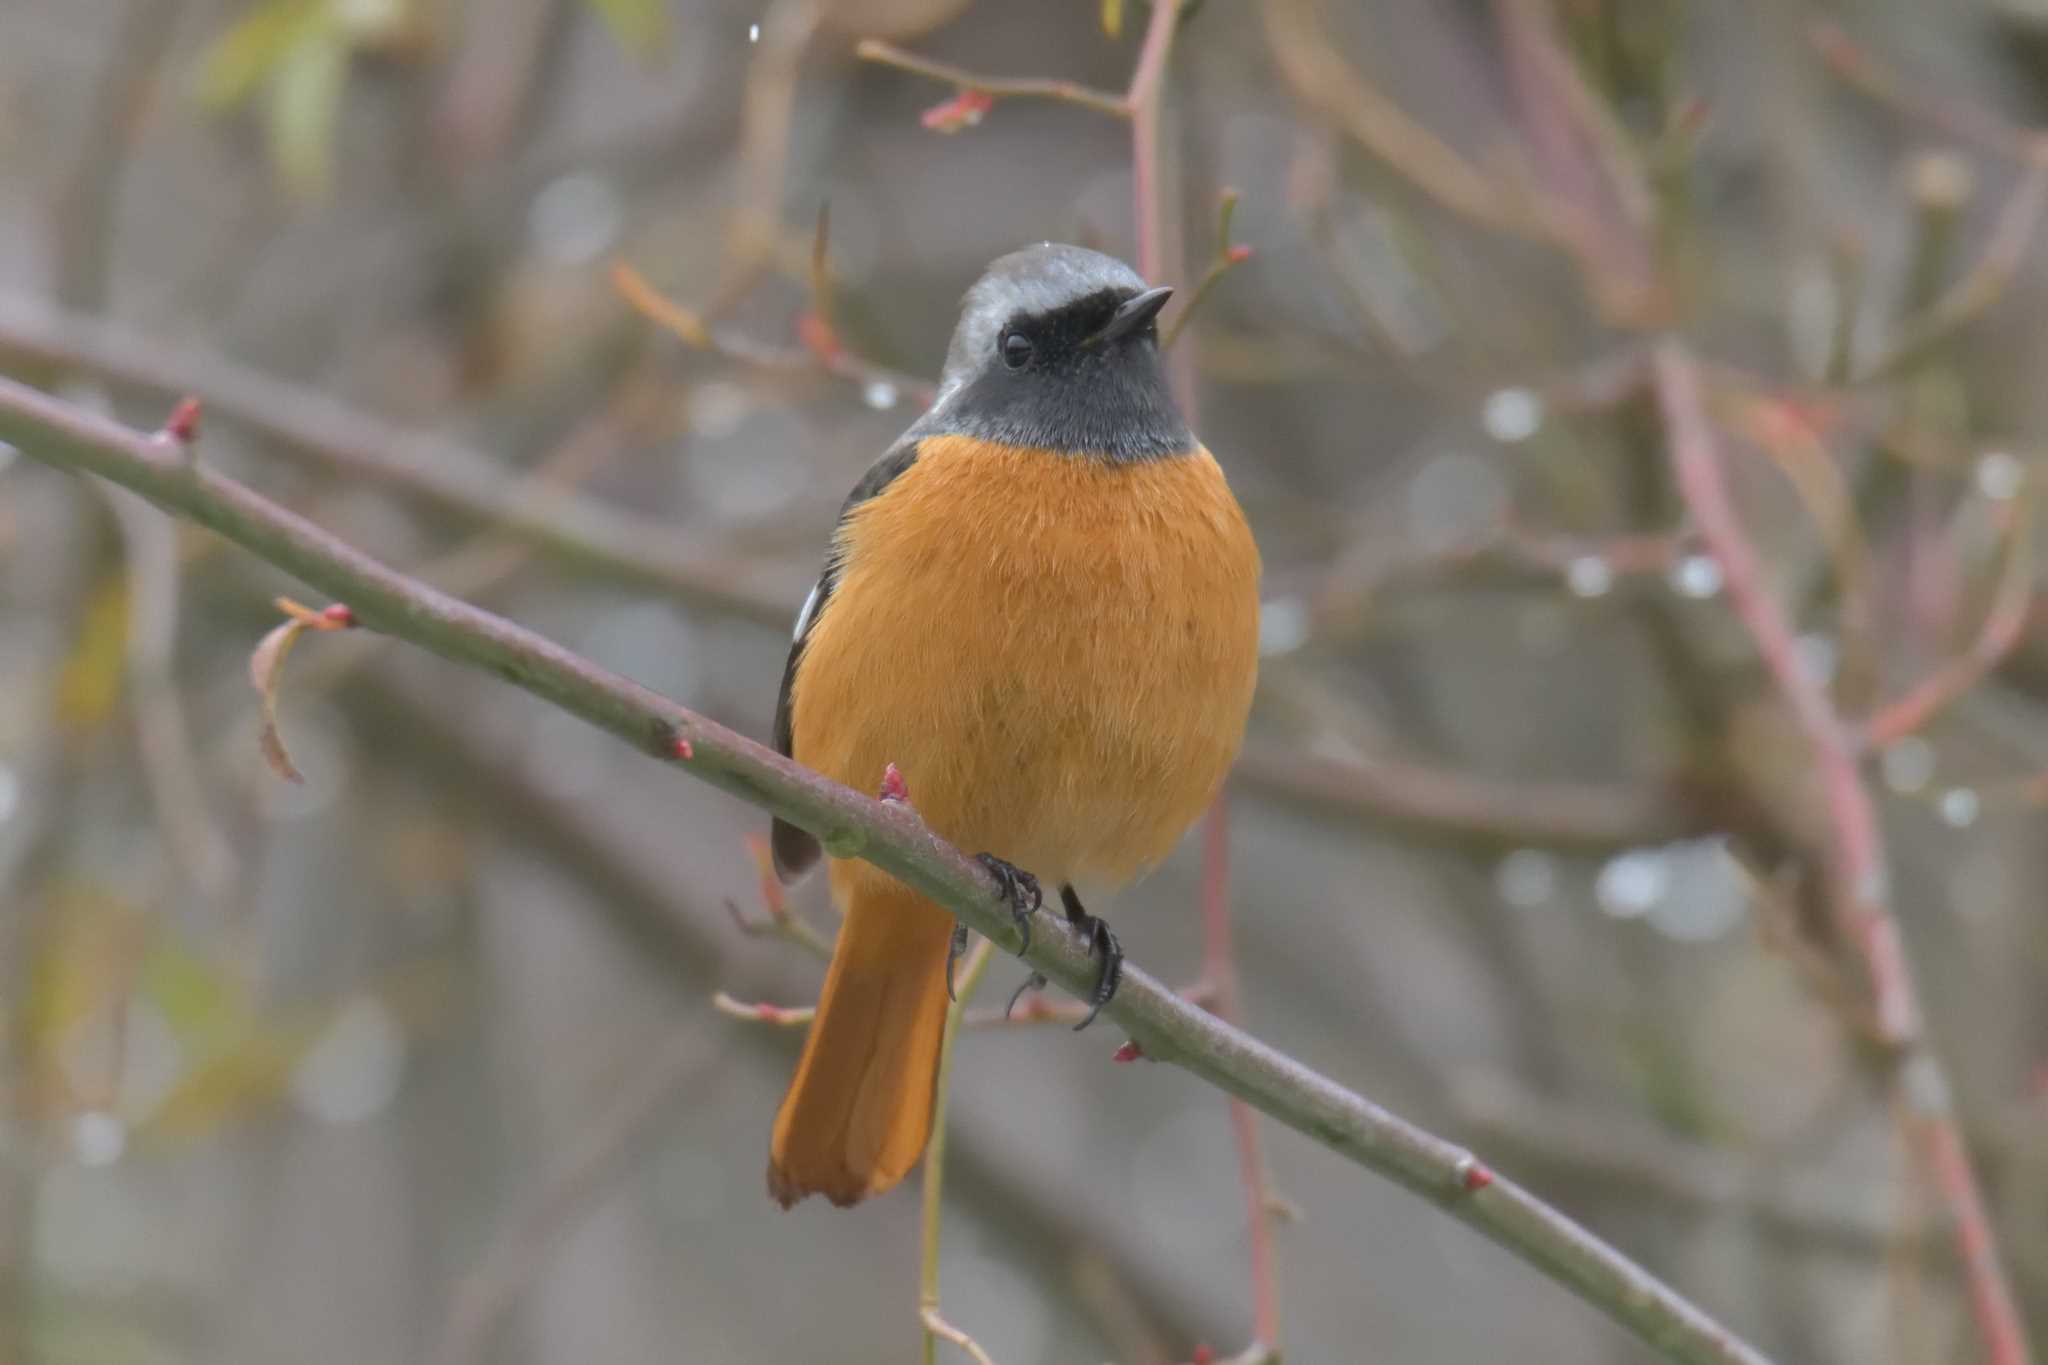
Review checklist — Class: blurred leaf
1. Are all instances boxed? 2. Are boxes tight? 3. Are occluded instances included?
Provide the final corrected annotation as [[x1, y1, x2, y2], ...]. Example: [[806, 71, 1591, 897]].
[[55, 575, 130, 737], [16, 884, 146, 1104], [147, 1019, 323, 1138], [265, 20, 349, 201], [1101, 0, 1123, 38], [141, 941, 252, 1054], [584, 0, 671, 58], [193, 0, 325, 110]]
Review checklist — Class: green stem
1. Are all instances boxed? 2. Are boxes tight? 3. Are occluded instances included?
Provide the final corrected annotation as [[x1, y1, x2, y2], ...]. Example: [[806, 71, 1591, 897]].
[[920, 939, 996, 1364]]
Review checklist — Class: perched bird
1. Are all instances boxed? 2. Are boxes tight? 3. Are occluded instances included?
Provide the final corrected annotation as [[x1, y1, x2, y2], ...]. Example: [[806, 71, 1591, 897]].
[[766, 243, 1261, 1208]]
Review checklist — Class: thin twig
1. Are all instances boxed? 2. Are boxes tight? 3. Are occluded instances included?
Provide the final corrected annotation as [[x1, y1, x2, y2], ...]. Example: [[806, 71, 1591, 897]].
[[712, 979, 1217, 1031], [1126, 0, 1184, 286], [0, 298, 793, 626], [1161, 191, 1251, 350], [1262, 0, 1546, 238], [610, 260, 934, 407], [922, 939, 997, 1365], [1808, 21, 2045, 164], [1856, 160, 2048, 384], [713, 0, 826, 317], [0, 373, 1780, 1365], [1229, 745, 1725, 850], [1651, 340, 2034, 1365], [1863, 489, 2035, 749], [102, 481, 237, 899], [920, 1309, 1001, 1365], [1199, 801, 1283, 1354], [854, 40, 1129, 120], [1124, 19, 1277, 1355]]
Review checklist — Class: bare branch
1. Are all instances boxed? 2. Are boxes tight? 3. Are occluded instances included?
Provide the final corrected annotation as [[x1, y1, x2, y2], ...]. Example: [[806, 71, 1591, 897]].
[[0, 372, 1780, 1365], [854, 39, 1130, 120], [0, 298, 792, 626]]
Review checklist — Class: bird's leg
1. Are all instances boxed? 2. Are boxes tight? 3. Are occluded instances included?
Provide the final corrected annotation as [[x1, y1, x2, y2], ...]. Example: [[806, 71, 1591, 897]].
[[975, 853, 1047, 1017], [1060, 884, 1123, 1031], [946, 922, 970, 1001]]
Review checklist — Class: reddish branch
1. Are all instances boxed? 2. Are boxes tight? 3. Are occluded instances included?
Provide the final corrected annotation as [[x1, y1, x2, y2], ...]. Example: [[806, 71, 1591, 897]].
[[1652, 341, 2033, 1365]]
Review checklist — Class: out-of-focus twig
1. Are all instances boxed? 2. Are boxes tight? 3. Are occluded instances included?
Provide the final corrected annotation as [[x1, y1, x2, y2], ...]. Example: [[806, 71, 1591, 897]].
[[1864, 488, 2035, 749], [713, 978, 1218, 1031], [102, 483, 237, 898], [725, 833, 834, 960], [610, 260, 935, 408], [854, 39, 1129, 119], [1652, 340, 2034, 1365], [1728, 392, 1876, 702], [0, 298, 793, 626], [1808, 21, 2045, 164], [0, 373, 1781, 1365], [1161, 191, 1252, 350], [1231, 744, 1726, 851], [1493, 0, 1661, 324], [1450, 1069, 1941, 1259], [1199, 801, 1283, 1355], [1656, 341, 1905, 1034], [430, 1029, 715, 1365], [1262, 0, 1547, 239], [49, 0, 187, 311], [712, 0, 826, 318], [921, 937, 996, 1365], [1856, 160, 2048, 384]]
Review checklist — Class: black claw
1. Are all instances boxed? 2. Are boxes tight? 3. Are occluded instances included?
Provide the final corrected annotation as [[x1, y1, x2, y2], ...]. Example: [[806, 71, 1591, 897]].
[[946, 922, 970, 1001], [975, 853, 1041, 954], [1060, 885, 1124, 1031], [1004, 972, 1048, 1019]]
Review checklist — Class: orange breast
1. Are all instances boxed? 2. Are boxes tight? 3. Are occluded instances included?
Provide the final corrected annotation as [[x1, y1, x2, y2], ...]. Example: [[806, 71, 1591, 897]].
[[789, 435, 1262, 890]]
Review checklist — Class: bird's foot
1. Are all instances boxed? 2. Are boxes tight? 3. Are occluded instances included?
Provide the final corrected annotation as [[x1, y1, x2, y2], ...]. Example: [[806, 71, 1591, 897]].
[[975, 853, 1041, 953], [1060, 884, 1123, 1031], [1004, 970, 1049, 1019]]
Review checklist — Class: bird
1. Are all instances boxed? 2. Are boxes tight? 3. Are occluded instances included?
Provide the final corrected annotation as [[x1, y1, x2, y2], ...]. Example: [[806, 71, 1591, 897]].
[[765, 242, 1262, 1209]]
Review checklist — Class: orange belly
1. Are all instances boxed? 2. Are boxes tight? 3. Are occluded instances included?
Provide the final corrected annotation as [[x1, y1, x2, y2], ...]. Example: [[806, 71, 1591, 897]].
[[789, 434, 1262, 893]]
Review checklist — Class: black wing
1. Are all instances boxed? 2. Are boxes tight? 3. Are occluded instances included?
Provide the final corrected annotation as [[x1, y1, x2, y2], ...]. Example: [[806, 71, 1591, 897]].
[[770, 440, 922, 882]]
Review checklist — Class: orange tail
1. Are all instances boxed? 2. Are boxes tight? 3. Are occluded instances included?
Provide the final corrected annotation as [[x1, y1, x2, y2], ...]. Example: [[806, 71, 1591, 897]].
[[768, 869, 955, 1208]]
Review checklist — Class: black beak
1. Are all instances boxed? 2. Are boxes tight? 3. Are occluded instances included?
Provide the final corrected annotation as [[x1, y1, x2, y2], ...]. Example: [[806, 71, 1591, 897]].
[[1091, 286, 1173, 346]]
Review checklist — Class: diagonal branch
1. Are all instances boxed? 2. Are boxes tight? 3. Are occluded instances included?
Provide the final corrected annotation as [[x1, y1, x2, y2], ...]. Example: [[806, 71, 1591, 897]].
[[0, 298, 790, 626], [0, 373, 1775, 1365]]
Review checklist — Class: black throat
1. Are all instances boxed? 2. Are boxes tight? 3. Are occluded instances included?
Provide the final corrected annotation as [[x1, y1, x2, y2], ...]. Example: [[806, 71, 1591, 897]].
[[922, 327, 1193, 463]]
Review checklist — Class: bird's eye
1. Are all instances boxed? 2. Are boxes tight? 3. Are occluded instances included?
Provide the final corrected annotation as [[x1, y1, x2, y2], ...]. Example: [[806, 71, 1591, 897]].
[[1000, 330, 1033, 369]]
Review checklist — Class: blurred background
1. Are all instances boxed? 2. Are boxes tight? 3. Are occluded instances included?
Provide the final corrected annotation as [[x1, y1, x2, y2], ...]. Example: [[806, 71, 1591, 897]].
[[2, 1, 2046, 1361]]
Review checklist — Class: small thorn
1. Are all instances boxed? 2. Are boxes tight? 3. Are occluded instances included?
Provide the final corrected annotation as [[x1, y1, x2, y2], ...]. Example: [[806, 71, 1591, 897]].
[[163, 396, 202, 445], [878, 762, 909, 803], [1459, 1158, 1495, 1192], [1112, 1040, 1144, 1063], [320, 603, 356, 628], [1225, 243, 1254, 265], [670, 736, 694, 760]]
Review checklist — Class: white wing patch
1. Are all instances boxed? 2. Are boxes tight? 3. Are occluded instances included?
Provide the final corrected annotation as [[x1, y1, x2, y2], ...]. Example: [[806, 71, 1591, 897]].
[[791, 579, 822, 643]]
